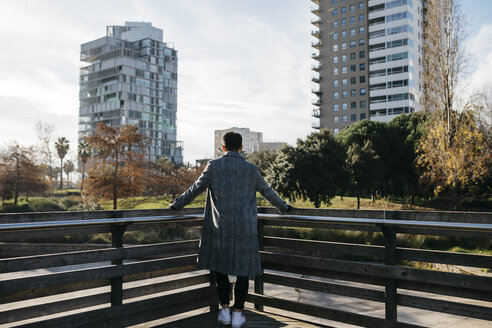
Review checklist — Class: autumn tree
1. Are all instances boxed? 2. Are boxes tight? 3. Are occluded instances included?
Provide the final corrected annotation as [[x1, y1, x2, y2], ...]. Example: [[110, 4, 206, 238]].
[[0, 143, 48, 206], [78, 141, 91, 191], [84, 123, 147, 209], [35, 121, 56, 189], [55, 137, 70, 190]]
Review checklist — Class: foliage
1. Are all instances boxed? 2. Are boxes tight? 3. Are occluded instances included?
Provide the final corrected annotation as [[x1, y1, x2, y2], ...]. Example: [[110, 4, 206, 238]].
[[63, 160, 75, 186], [54, 137, 70, 190], [0, 143, 48, 206], [267, 129, 348, 208], [247, 150, 279, 176], [417, 109, 490, 206], [78, 140, 91, 190], [84, 123, 147, 210]]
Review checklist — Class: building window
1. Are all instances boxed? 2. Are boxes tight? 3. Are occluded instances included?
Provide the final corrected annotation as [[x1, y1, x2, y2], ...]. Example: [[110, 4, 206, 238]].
[[333, 32, 338, 40], [332, 0, 338, 4], [342, 54, 347, 62], [359, 39, 365, 46], [360, 113, 366, 120], [359, 2, 365, 10], [351, 101, 357, 109], [332, 21, 338, 28], [334, 116, 339, 123], [341, 6, 347, 14], [350, 77, 356, 84], [342, 103, 348, 110], [359, 14, 365, 21], [350, 52, 356, 60], [341, 30, 347, 38], [351, 89, 356, 96], [334, 128, 339, 134], [360, 88, 366, 95], [342, 115, 348, 122], [342, 78, 348, 86], [360, 75, 365, 83], [333, 44, 338, 51], [342, 66, 348, 74], [333, 9, 338, 16], [360, 100, 366, 108], [333, 68, 339, 75], [359, 26, 365, 34], [333, 80, 339, 87], [333, 104, 339, 111], [333, 56, 339, 63], [333, 92, 339, 99], [351, 114, 357, 122], [342, 91, 348, 98], [350, 16, 355, 24], [350, 28, 356, 36], [341, 18, 347, 26], [350, 4, 355, 12], [350, 41, 356, 48], [350, 65, 356, 72], [359, 50, 365, 58], [359, 63, 365, 70], [342, 42, 347, 50]]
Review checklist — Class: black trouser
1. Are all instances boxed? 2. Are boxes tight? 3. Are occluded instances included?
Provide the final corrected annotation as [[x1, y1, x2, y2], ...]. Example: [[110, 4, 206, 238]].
[[215, 272, 249, 310]]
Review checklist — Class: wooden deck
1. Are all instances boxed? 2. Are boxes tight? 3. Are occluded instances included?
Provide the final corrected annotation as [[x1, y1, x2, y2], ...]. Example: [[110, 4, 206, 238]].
[[156, 309, 333, 328]]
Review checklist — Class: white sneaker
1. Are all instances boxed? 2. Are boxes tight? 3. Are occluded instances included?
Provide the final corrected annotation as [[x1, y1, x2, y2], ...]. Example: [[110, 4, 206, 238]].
[[231, 311, 246, 328], [218, 308, 231, 325]]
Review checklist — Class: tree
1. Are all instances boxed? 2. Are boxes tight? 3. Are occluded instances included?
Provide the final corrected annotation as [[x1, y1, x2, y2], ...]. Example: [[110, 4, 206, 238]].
[[417, 109, 490, 207], [35, 121, 55, 189], [63, 160, 75, 188], [0, 143, 48, 206], [54, 137, 70, 190], [247, 150, 279, 176], [346, 140, 380, 209], [78, 141, 91, 190], [267, 130, 348, 208], [423, 0, 467, 132], [84, 123, 147, 210]]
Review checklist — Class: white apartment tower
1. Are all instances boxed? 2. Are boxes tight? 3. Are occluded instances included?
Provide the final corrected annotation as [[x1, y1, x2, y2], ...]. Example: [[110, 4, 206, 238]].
[[79, 22, 183, 163], [311, 0, 424, 132]]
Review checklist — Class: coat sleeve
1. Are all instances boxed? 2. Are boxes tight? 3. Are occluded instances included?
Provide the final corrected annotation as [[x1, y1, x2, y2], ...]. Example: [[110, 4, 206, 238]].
[[170, 163, 212, 210], [255, 167, 289, 213]]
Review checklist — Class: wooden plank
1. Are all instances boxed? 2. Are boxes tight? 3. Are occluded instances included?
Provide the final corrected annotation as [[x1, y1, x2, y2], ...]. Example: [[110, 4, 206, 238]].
[[0, 226, 110, 242], [0, 240, 199, 273], [0, 279, 109, 305], [382, 226, 397, 321], [398, 294, 492, 321], [0, 254, 197, 294], [398, 280, 492, 303], [123, 273, 210, 300], [397, 247, 492, 269], [263, 236, 384, 260], [262, 219, 380, 232], [0, 292, 111, 324], [261, 252, 492, 292], [396, 227, 492, 239], [263, 272, 384, 302], [123, 265, 197, 283], [15, 286, 215, 328], [246, 293, 425, 328]]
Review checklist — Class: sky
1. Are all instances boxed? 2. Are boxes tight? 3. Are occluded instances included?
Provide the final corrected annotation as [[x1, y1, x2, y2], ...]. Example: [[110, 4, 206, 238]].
[[0, 0, 491, 164]]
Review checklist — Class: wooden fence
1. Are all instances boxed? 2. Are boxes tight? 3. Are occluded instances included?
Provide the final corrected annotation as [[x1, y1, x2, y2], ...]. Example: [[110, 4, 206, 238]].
[[0, 208, 491, 327]]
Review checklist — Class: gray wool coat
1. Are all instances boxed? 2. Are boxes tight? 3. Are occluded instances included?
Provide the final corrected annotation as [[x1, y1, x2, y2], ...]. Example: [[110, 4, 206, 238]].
[[170, 151, 288, 277]]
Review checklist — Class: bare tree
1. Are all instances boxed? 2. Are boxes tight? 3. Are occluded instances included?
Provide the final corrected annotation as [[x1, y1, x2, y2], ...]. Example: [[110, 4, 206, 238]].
[[35, 121, 55, 188], [423, 0, 467, 137]]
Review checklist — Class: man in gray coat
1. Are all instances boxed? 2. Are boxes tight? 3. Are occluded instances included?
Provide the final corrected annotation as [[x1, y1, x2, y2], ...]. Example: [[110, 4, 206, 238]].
[[170, 132, 291, 328]]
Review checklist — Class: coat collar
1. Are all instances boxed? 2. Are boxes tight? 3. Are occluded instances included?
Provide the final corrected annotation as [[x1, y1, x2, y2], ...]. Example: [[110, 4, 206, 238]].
[[224, 151, 245, 159]]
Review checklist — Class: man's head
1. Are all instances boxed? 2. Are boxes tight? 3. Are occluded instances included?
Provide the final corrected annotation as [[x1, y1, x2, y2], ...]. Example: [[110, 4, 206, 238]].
[[222, 132, 243, 152]]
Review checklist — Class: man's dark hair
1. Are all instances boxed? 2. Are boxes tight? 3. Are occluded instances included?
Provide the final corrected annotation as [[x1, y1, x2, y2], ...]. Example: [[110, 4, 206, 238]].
[[223, 132, 242, 151]]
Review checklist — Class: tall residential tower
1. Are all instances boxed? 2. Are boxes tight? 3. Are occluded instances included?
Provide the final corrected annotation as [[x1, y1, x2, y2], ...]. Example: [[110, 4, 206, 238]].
[[79, 22, 183, 163], [311, 0, 424, 133]]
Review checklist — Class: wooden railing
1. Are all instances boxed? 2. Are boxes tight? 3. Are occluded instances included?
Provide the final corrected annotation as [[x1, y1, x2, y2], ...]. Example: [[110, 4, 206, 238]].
[[0, 208, 491, 327]]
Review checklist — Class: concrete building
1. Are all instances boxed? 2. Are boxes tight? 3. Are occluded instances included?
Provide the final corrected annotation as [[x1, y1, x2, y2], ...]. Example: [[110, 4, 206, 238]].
[[311, 0, 424, 133], [79, 22, 183, 163], [214, 128, 286, 158]]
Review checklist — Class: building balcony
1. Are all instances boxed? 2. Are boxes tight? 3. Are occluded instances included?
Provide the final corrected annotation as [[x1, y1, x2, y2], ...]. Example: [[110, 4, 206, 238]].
[[312, 76, 321, 83], [312, 64, 321, 72], [311, 18, 321, 27], [311, 41, 322, 49], [312, 121, 321, 129], [311, 6, 320, 16], [312, 108, 321, 118], [311, 30, 321, 38], [312, 88, 322, 96], [311, 0, 319, 4], [312, 52, 321, 61], [312, 98, 322, 106]]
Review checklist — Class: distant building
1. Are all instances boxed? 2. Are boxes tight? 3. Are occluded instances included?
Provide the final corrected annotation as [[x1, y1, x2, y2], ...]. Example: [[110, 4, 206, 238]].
[[214, 127, 286, 158], [79, 21, 183, 163]]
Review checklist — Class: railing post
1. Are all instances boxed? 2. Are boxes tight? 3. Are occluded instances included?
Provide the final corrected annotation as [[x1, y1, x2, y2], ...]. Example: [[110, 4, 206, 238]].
[[111, 224, 126, 306], [254, 218, 264, 311], [382, 225, 397, 322]]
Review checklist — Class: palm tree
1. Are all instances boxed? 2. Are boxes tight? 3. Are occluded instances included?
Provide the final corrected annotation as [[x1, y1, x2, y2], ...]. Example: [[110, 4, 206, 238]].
[[63, 160, 75, 188], [55, 137, 70, 190], [78, 141, 91, 190]]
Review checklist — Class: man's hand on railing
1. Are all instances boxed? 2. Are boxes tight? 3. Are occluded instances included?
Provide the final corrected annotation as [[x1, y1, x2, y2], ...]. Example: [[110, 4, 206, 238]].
[[168, 205, 178, 211]]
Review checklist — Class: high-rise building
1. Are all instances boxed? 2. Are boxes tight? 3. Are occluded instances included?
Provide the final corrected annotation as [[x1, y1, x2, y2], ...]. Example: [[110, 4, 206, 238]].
[[311, 0, 424, 134], [214, 127, 263, 158], [79, 22, 183, 163]]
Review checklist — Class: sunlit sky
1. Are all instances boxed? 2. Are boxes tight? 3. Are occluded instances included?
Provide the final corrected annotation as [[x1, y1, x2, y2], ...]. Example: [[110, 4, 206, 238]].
[[0, 0, 491, 164]]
